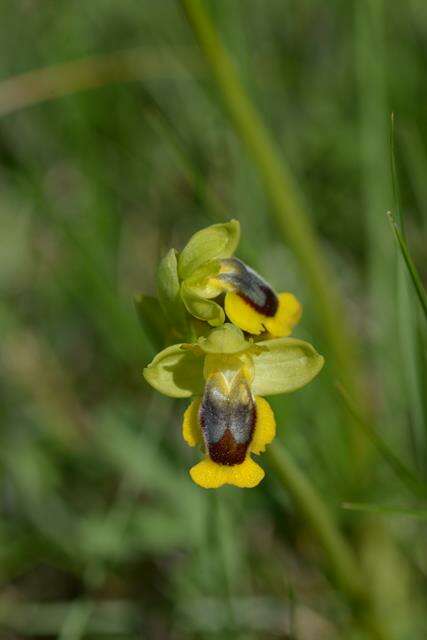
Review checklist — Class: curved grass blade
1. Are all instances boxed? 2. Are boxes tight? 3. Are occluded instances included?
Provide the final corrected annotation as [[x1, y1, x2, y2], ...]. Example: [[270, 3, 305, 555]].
[[387, 211, 427, 320], [336, 383, 427, 498], [390, 113, 402, 225], [0, 48, 198, 118]]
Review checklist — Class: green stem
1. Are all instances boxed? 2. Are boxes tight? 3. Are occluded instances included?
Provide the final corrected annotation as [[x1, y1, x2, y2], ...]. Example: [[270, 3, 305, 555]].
[[179, 0, 360, 395], [267, 442, 363, 600], [267, 442, 390, 640]]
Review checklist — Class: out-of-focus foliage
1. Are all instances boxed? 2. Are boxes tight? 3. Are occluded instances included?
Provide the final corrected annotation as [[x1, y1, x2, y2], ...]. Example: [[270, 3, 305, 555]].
[[0, 1, 426, 638]]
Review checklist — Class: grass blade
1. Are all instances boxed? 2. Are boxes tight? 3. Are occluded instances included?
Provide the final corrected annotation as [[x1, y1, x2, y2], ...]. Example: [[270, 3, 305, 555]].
[[387, 211, 427, 320], [267, 442, 363, 600], [343, 502, 427, 519], [389, 114, 427, 461], [336, 383, 427, 498], [390, 113, 402, 225], [0, 48, 197, 118], [179, 0, 363, 400], [267, 442, 392, 640]]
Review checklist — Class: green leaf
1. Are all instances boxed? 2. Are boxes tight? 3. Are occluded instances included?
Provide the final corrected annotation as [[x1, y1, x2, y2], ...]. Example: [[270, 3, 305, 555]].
[[134, 294, 168, 352], [143, 344, 204, 398], [180, 281, 225, 327], [251, 337, 324, 396], [157, 249, 189, 336], [178, 219, 240, 279]]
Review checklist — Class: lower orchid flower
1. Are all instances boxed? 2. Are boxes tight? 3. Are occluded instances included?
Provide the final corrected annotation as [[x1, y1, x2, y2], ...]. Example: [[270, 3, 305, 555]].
[[143, 324, 324, 489]]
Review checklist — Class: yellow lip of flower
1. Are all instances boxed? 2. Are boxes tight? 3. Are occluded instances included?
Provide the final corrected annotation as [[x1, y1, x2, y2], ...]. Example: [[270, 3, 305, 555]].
[[183, 368, 276, 489], [143, 324, 324, 489], [215, 258, 302, 338]]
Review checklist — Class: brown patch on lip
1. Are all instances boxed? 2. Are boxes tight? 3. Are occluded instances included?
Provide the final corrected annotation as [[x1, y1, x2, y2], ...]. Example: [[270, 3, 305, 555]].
[[218, 258, 279, 317], [208, 428, 252, 466], [239, 284, 278, 317], [199, 369, 257, 466]]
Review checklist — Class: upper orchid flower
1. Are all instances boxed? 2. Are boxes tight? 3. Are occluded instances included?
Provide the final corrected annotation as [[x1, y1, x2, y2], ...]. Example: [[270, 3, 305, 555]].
[[143, 324, 324, 489], [157, 220, 302, 339]]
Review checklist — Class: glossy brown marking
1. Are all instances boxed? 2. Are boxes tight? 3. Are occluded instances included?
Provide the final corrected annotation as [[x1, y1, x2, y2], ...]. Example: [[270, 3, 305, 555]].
[[200, 370, 257, 466], [208, 429, 251, 465], [219, 258, 279, 317], [238, 284, 278, 317]]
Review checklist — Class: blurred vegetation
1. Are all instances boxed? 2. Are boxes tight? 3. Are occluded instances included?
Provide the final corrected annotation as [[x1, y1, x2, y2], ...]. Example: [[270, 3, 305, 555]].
[[0, 0, 426, 638]]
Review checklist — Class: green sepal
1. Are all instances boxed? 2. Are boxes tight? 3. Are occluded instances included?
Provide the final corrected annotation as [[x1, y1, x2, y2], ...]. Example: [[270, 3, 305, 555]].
[[157, 249, 189, 337], [134, 294, 168, 352], [184, 260, 222, 298], [178, 219, 240, 280], [197, 323, 249, 354], [143, 344, 204, 398], [181, 281, 225, 327], [251, 337, 324, 396]]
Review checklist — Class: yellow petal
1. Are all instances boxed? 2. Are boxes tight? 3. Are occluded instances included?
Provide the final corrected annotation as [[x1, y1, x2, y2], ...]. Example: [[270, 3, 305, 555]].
[[250, 397, 276, 454], [224, 291, 265, 334], [264, 293, 302, 338], [189, 456, 265, 488], [224, 291, 302, 338], [182, 399, 202, 447]]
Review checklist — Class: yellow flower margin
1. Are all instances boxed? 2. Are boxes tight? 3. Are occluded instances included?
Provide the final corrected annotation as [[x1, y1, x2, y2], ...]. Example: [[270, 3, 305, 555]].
[[183, 395, 276, 488], [224, 291, 302, 337]]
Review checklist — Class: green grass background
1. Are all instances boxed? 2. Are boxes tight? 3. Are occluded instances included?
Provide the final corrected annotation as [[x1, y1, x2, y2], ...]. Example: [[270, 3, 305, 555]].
[[0, 1, 426, 638]]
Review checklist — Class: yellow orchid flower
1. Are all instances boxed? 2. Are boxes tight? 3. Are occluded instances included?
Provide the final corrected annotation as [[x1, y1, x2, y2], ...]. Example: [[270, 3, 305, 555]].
[[143, 324, 324, 489], [212, 257, 302, 337], [157, 220, 302, 338]]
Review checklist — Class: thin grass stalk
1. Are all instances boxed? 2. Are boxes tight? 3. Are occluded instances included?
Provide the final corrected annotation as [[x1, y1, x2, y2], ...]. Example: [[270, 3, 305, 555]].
[[0, 48, 198, 118], [179, 0, 361, 399], [389, 115, 427, 466], [336, 383, 427, 498], [387, 212, 427, 320], [267, 442, 363, 599], [268, 442, 391, 640]]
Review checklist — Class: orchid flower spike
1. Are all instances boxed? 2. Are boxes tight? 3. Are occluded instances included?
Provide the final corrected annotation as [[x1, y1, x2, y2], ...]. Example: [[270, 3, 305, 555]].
[[157, 220, 302, 338], [143, 324, 324, 489]]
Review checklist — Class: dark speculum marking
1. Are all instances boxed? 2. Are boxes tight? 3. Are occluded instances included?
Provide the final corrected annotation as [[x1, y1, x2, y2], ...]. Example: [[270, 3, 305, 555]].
[[208, 430, 248, 466], [219, 258, 279, 317], [199, 371, 256, 466]]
